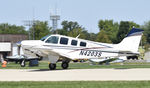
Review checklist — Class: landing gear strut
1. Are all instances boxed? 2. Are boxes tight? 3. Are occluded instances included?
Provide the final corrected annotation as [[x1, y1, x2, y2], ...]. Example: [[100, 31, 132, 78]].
[[61, 62, 69, 69], [49, 63, 56, 70]]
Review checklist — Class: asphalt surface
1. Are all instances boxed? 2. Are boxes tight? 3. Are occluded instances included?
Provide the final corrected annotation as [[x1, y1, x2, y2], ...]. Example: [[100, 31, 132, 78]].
[[0, 68, 150, 81]]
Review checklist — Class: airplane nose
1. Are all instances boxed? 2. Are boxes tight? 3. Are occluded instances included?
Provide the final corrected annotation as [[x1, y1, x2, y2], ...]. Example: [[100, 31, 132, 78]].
[[16, 41, 22, 46]]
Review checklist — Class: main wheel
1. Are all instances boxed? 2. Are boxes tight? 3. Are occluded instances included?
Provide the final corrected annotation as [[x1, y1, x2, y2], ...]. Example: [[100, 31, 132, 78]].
[[61, 62, 69, 69], [49, 63, 56, 70], [20, 60, 26, 67]]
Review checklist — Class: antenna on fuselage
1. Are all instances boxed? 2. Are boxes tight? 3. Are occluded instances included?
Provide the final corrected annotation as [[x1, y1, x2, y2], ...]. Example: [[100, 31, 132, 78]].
[[133, 26, 135, 28], [76, 34, 80, 38]]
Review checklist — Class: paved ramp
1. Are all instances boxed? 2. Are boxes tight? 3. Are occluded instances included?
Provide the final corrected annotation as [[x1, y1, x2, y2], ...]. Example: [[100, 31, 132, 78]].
[[0, 68, 150, 81]]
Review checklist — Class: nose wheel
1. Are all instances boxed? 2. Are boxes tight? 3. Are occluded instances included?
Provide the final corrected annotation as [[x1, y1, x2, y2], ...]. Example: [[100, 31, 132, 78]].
[[61, 62, 69, 69], [49, 63, 56, 70]]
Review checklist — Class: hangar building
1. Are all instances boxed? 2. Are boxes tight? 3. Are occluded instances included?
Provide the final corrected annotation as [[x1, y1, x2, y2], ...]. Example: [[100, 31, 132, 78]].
[[0, 34, 28, 60]]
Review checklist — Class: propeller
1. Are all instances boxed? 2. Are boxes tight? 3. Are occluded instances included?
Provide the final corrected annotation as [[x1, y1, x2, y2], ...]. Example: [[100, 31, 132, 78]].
[[16, 41, 22, 55]]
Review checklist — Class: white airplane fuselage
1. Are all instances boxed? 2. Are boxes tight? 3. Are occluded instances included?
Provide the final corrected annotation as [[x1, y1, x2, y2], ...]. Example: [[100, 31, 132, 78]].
[[21, 28, 144, 70], [21, 35, 129, 60], [23, 41, 108, 57]]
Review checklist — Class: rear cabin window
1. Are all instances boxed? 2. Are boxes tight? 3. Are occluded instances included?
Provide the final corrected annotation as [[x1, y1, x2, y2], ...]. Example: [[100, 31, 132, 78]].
[[80, 42, 86, 47], [71, 40, 78, 46], [45, 36, 59, 44], [60, 37, 68, 45]]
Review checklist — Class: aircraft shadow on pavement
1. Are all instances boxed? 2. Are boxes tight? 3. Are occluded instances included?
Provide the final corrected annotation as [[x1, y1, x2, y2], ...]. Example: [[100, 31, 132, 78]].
[[113, 68, 131, 70], [28, 69, 71, 72], [29, 68, 131, 72]]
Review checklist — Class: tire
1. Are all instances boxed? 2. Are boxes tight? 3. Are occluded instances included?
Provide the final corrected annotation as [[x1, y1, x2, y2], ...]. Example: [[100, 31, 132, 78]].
[[20, 60, 26, 67], [61, 62, 69, 69], [49, 63, 56, 70]]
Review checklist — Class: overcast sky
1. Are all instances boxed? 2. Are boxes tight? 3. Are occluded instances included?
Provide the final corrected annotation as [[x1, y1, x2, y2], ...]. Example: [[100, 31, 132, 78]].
[[0, 0, 150, 33]]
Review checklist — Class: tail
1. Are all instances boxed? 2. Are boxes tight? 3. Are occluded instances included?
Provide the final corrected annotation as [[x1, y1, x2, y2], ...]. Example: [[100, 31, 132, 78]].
[[115, 28, 144, 53]]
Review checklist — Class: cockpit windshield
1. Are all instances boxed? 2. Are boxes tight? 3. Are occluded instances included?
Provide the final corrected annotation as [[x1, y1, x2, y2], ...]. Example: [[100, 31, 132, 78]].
[[45, 36, 59, 44], [40, 35, 50, 41]]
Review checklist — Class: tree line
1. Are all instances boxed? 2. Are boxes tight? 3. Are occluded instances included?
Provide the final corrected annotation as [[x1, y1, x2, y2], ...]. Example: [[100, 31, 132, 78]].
[[0, 20, 150, 49]]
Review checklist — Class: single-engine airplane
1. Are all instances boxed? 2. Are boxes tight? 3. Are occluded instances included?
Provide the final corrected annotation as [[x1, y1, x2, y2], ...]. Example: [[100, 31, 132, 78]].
[[20, 28, 143, 70]]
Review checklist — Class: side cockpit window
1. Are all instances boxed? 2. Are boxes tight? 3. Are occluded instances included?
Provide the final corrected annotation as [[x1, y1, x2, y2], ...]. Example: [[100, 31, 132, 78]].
[[80, 42, 86, 47], [45, 36, 59, 44], [60, 37, 68, 45]]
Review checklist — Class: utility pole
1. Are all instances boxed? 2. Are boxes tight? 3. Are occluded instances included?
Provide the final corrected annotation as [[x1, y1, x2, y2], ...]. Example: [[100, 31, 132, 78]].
[[23, 8, 37, 40], [23, 20, 37, 40]]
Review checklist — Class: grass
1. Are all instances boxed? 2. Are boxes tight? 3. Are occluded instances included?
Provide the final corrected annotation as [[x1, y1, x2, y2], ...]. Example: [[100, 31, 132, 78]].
[[0, 81, 150, 88], [1, 61, 150, 69]]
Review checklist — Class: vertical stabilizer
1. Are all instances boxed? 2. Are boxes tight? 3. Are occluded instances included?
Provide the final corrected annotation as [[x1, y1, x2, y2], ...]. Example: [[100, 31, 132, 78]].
[[115, 28, 144, 52]]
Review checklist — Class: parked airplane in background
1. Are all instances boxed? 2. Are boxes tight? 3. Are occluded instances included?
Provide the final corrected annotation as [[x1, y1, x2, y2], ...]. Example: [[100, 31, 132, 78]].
[[19, 28, 143, 70]]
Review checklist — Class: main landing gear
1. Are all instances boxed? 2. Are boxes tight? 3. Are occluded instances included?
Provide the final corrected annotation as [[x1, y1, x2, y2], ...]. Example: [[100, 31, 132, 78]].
[[49, 61, 69, 70], [61, 62, 69, 69], [49, 63, 56, 70]]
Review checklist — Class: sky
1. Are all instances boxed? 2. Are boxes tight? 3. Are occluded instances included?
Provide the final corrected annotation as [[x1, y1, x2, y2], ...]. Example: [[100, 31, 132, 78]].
[[0, 0, 150, 33]]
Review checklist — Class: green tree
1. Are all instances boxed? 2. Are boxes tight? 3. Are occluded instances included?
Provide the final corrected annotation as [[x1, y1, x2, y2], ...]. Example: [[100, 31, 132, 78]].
[[116, 21, 130, 43], [0, 23, 27, 34], [56, 29, 68, 35], [98, 20, 114, 32], [141, 21, 150, 44], [116, 21, 140, 43], [58, 20, 98, 41], [61, 21, 82, 32], [129, 21, 140, 29], [98, 20, 119, 43], [96, 30, 111, 43], [59, 21, 82, 36], [88, 33, 97, 41], [29, 21, 51, 40], [68, 28, 88, 39], [57, 20, 90, 40]]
